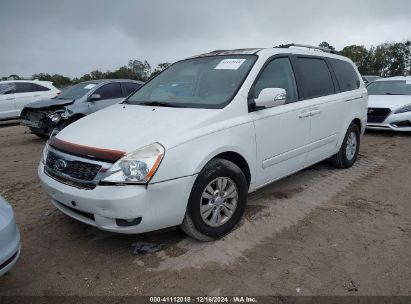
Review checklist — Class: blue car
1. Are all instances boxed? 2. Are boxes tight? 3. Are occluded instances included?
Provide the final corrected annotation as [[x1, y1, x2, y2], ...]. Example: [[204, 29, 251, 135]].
[[0, 196, 21, 276]]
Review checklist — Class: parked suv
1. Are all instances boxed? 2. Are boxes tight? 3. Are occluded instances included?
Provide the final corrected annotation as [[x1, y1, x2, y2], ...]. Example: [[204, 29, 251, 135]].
[[38, 45, 368, 241], [0, 80, 60, 121], [20, 79, 143, 137]]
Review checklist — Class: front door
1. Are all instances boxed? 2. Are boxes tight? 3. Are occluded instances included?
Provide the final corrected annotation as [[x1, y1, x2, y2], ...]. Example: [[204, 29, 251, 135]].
[[249, 57, 312, 188]]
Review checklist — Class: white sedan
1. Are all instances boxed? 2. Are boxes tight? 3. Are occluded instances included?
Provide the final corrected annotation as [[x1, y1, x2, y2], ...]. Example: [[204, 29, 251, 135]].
[[0, 196, 21, 277], [0, 80, 60, 121], [367, 76, 411, 132]]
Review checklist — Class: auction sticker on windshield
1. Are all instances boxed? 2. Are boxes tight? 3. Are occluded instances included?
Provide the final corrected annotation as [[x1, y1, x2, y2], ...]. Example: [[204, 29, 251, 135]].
[[214, 59, 246, 70], [84, 84, 96, 89]]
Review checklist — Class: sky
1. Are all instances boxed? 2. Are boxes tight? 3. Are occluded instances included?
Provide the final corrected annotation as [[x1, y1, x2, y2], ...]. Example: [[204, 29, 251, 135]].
[[1, 0, 410, 78]]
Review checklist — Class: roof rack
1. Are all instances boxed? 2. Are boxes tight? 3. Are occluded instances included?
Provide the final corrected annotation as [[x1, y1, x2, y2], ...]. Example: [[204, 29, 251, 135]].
[[275, 43, 339, 54]]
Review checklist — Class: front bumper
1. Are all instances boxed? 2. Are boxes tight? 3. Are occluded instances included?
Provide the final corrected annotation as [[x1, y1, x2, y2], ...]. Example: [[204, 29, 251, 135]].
[[366, 111, 411, 132], [38, 163, 196, 234]]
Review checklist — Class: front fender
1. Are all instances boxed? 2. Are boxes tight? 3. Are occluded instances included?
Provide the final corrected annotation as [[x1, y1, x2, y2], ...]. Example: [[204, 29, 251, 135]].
[[150, 121, 257, 189]]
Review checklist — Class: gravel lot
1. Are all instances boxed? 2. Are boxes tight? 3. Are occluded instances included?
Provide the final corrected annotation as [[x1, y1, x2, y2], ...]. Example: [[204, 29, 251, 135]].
[[0, 125, 410, 296]]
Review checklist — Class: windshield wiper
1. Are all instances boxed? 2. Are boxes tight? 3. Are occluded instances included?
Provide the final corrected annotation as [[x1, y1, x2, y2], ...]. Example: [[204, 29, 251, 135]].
[[136, 101, 186, 108]]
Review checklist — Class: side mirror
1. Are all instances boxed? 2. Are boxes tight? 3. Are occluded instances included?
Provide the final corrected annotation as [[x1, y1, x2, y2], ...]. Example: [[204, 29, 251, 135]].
[[89, 94, 101, 101], [254, 88, 287, 109]]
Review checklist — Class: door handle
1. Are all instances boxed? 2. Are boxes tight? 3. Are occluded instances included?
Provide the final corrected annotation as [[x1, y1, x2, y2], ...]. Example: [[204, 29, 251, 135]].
[[345, 96, 362, 102], [310, 109, 321, 116], [299, 111, 311, 118]]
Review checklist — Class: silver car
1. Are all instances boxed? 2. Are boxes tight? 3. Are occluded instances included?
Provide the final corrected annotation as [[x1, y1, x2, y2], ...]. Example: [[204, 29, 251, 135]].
[[20, 79, 143, 138], [0, 196, 21, 277]]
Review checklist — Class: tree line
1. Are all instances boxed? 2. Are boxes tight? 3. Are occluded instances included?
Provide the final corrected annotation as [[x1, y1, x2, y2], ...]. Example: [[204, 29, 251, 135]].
[[1, 60, 171, 88], [2, 40, 410, 88], [320, 41, 410, 77]]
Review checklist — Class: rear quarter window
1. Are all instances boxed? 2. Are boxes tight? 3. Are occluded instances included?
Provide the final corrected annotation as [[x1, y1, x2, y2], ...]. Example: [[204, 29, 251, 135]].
[[32, 83, 50, 92], [329, 59, 360, 92]]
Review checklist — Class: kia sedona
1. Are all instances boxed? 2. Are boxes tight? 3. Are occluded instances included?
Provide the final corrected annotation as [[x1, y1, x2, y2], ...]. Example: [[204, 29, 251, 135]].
[[38, 45, 368, 241]]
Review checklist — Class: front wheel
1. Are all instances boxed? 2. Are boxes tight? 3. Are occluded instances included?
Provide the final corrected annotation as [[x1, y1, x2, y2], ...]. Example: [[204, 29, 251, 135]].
[[330, 122, 360, 169], [180, 158, 248, 241]]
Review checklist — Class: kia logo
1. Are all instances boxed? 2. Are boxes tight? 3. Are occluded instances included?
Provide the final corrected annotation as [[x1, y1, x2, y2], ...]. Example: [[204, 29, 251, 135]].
[[54, 159, 68, 171]]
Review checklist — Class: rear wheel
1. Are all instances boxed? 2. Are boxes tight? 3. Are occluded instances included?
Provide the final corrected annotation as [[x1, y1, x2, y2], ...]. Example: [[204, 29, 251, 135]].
[[331, 122, 360, 169], [180, 158, 248, 241]]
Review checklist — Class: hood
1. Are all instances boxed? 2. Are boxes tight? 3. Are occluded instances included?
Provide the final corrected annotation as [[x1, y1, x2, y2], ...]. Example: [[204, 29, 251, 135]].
[[24, 98, 75, 109], [368, 95, 411, 110], [56, 104, 221, 153]]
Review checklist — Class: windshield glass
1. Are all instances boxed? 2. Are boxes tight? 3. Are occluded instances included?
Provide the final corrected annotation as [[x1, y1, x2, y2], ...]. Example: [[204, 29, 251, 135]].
[[57, 82, 97, 100], [367, 80, 411, 95], [125, 55, 257, 109]]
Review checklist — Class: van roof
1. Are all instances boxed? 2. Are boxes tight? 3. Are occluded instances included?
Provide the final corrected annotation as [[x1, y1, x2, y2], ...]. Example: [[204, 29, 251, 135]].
[[191, 45, 351, 62]]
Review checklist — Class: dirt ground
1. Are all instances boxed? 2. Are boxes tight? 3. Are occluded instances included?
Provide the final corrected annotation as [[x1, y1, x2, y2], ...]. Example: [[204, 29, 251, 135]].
[[0, 124, 410, 296]]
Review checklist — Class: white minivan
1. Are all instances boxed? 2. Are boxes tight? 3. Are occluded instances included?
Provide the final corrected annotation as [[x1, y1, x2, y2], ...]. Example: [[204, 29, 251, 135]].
[[38, 45, 368, 241], [0, 80, 60, 121]]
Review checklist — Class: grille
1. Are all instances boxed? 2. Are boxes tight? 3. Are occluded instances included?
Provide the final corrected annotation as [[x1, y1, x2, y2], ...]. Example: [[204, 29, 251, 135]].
[[367, 108, 391, 123], [46, 151, 101, 182]]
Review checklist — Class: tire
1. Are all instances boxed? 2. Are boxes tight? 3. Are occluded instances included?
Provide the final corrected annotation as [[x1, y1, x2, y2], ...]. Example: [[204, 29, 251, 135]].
[[330, 122, 360, 169], [180, 158, 248, 241]]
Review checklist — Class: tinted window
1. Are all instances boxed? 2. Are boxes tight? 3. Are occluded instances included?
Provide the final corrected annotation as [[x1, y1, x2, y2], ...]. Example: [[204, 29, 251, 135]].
[[329, 59, 360, 92], [367, 80, 411, 96], [94, 82, 123, 100], [32, 83, 50, 92], [57, 82, 97, 100], [297, 57, 335, 99], [15, 82, 34, 93], [253, 57, 298, 102], [124, 82, 140, 96]]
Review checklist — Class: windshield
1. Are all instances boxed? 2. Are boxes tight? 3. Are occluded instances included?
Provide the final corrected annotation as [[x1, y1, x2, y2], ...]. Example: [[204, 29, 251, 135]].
[[125, 55, 257, 109], [367, 80, 411, 95], [57, 82, 97, 100]]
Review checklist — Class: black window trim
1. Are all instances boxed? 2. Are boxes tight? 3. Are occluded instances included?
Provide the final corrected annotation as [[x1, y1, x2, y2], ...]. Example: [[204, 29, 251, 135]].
[[248, 53, 302, 112]]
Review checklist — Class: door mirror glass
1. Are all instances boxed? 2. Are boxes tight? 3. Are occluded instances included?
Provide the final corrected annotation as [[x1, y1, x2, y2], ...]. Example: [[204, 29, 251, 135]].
[[89, 93, 101, 101], [254, 88, 287, 109]]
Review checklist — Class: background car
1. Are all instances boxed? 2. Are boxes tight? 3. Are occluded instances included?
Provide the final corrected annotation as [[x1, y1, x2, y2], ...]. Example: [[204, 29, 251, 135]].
[[362, 75, 381, 86], [0, 196, 21, 277], [0, 80, 60, 121], [366, 76, 411, 131], [20, 79, 143, 138]]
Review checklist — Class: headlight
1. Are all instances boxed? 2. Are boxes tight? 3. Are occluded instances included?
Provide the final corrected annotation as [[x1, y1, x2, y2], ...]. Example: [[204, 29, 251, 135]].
[[48, 111, 63, 123], [61, 108, 73, 119], [42, 141, 49, 164], [395, 103, 411, 114], [102, 143, 165, 184]]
